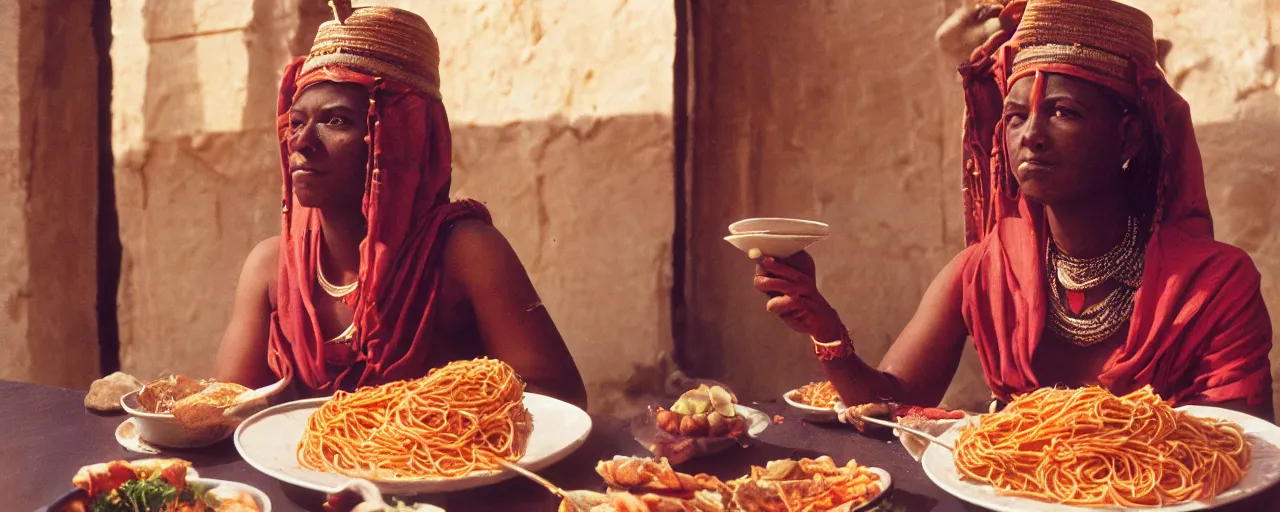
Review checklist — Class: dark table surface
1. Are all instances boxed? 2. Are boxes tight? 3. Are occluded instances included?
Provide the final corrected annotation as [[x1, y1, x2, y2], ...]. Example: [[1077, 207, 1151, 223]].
[[5, 379, 1279, 512]]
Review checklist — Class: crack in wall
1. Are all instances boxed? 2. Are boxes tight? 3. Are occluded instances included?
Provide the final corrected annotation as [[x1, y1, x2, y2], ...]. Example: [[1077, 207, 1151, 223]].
[[95, 0, 121, 375], [671, 0, 692, 372], [144, 26, 246, 44]]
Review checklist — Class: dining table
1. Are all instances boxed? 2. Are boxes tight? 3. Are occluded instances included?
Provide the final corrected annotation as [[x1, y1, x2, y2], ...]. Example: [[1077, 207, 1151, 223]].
[[5, 379, 1279, 512]]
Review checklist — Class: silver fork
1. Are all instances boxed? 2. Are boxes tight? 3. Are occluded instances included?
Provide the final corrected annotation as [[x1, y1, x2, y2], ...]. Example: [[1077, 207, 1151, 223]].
[[837, 410, 955, 452], [496, 459, 606, 511]]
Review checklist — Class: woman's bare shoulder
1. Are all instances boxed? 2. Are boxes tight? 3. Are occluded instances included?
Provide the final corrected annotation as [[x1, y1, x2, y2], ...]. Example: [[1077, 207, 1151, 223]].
[[246, 236, 281, 272], [243, 236, 281, 300], [442, 219, 520, 271]]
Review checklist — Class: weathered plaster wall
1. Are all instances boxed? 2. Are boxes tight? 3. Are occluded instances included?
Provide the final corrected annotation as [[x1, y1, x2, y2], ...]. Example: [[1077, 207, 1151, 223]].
[[111, 0, 674, 412], [686, 0, 1280, 415], [0, 0, 31, 385], [111, 0, 322, 382], [0, 0, 100, 388]]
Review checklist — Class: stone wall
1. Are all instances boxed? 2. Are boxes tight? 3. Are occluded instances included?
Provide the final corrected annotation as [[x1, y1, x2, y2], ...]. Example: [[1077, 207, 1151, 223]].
[[0, 0, 100, 389], [110, 0, 322, 381], [684, 0, 1280, 415], [110, 0, 675, 413]]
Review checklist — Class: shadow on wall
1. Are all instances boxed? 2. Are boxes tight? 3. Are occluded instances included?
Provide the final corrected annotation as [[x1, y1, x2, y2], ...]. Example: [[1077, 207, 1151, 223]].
[[22, 0, 100, 388], [1192, 92, 1280, 418]]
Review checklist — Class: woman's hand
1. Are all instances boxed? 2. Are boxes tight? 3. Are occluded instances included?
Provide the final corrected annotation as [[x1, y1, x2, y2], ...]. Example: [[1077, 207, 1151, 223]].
[[935, 1, 1010, 64], [753, 251, 844, 341]]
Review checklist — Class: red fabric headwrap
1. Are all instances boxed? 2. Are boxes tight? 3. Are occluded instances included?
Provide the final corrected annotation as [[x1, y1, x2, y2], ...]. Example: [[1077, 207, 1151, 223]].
[[956, 1, 1271, 406], [268, 57, 491, 394]]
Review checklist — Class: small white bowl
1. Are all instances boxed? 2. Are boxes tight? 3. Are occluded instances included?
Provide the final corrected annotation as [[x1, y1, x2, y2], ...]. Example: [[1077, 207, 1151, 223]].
[[120, 390, 236, 448], [783, 389, 840, 423], [196, 477, 272, 512], [724, 233, 827, 258], [728, 217, 830, 237]]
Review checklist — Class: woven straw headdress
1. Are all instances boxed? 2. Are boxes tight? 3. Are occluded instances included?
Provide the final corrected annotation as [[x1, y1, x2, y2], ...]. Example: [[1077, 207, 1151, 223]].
[[301, 0, 442, 99], [1007, 0, 1157, 100]]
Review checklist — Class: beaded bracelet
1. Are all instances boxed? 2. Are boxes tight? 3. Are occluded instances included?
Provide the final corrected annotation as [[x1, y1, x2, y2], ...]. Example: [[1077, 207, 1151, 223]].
[[812, 326, 854, 361]]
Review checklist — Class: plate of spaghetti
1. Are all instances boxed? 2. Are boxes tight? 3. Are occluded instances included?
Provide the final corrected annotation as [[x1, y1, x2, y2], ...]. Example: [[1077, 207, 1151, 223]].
[[234, 358, 592, 495], [784, 381, 840, 422], [921, 386, 1280, 511]]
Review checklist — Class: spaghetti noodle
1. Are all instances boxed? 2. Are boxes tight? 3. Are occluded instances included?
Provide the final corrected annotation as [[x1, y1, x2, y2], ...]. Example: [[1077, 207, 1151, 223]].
[[297, 358, 533, 480], [793, 381, 839, 408], [953, 386, 1249, 507]]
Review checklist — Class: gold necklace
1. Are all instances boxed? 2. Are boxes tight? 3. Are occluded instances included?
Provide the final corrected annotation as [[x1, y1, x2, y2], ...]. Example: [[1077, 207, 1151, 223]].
[[323, 322, 357, 345], [317, 264, 357, 298], [1045, 219, 1145, 346], [1053, 217, 1143, 290]]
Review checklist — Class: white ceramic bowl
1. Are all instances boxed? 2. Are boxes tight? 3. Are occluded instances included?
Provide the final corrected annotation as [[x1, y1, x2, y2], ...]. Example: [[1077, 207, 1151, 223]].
[[637, 405, 772, 465], [120, 390, 236, 448], [724, 233, 827, 258], [196, 477, 272, 512], [783, 389, 840, 423], [728, 217, 830, 237]]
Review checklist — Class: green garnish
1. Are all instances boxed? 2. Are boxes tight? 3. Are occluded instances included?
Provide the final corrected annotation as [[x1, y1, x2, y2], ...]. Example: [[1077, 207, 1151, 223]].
[[88, 473, 202, 512]]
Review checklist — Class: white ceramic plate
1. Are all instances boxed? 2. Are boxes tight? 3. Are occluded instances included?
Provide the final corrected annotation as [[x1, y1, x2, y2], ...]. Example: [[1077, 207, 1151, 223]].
[[921, 405, 1280, 511], [114, 418, 160, 454], [728, 217, 830, 237], [234, 392, 593, 495], [782, 388, 839, 423]]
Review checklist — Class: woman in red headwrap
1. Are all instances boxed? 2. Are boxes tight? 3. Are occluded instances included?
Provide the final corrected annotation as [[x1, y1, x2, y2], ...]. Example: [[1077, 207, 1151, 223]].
[[213, 5, 587, 407], [753, 0, 1273, 420]]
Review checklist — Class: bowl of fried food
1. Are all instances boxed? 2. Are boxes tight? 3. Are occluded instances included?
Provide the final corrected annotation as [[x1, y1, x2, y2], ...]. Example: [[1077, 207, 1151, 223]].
[[556, 456, 733, 511], [655, 384, 749, 438], [561, 456, 889, 512], [728, 456, 890, 511], [121, 375, 252, 448], [635, 384, 769, 464], [46, 458, 269, 512], [783, 381, 840, 423]]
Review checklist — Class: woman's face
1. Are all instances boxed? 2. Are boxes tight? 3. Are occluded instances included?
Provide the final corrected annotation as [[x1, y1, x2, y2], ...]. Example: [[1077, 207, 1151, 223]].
[[1003, 72, 1140, 207], [287, 82, 370, 210]]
